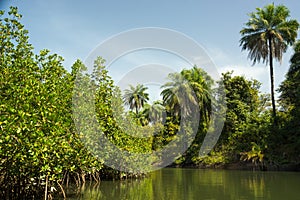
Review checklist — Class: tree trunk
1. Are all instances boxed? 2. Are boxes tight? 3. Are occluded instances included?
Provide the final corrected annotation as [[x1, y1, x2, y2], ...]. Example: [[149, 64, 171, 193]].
[[268, 37, 277, 123], [135, 102, 139, 114]]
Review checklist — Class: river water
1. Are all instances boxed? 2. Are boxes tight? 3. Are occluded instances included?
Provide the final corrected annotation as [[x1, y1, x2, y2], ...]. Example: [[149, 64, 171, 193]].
[[64, 168, 300, 200]]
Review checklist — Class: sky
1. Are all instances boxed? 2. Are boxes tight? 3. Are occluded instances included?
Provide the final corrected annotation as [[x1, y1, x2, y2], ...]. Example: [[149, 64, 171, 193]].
[[1, 0, 300, 100]]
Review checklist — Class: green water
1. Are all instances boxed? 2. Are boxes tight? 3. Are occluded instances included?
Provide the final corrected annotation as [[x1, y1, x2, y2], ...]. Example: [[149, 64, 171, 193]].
[[64, 168, 300, 200]]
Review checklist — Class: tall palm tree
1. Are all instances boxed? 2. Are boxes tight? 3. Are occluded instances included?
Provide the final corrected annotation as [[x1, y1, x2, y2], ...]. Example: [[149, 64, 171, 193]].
[[123, 84, 149, 114], [240, 3, 299, 120]]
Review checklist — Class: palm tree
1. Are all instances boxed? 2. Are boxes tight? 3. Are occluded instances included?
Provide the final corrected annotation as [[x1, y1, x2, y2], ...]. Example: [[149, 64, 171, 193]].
[[161, 67, 213, 122], [181, 66, 213, 122], [123, 84, 149, 114], [240, 3, 299, 120], [161, 72, 197, 117], [142, 100, 166, 124], [132, 101, 165, 126]]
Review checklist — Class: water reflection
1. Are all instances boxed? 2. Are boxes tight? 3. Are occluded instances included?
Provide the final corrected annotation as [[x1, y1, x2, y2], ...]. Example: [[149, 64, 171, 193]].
[[64, 168, 300, 200]]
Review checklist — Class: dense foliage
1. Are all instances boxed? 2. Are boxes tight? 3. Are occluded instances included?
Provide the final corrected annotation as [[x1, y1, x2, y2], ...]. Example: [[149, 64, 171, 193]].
[[275, 40, 300, 165], [0, 8, 104, 199], [196, 72, 272, 168], [0, 7, 151, 199]]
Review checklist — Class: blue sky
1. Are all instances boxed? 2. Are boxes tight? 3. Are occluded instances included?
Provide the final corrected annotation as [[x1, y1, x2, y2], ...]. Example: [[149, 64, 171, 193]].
[[1, 0, 300, 99]]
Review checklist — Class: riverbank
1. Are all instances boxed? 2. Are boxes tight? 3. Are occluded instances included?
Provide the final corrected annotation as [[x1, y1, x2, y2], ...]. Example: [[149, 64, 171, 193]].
[[169, 161, 300, 172]]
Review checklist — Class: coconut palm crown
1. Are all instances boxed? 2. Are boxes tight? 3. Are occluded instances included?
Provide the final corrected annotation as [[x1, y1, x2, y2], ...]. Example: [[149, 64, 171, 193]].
[[123, 84, 149, 114]]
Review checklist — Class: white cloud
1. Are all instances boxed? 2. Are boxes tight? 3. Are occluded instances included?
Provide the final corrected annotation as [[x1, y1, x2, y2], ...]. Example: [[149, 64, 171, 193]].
[[219, 65, 270, 93], [205, 45, 293, 95]]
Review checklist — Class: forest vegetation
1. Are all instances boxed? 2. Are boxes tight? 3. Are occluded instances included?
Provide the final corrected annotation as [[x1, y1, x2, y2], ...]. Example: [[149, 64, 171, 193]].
[[0, 4, 299, 199]]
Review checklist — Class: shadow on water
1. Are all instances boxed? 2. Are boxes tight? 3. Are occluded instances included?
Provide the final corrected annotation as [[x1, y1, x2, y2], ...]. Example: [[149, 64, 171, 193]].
[[61, 168, 300, 200]]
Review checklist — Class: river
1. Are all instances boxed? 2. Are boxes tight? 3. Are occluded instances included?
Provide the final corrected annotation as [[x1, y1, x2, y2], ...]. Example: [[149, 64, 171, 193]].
[[64, 168, 300, 200]]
